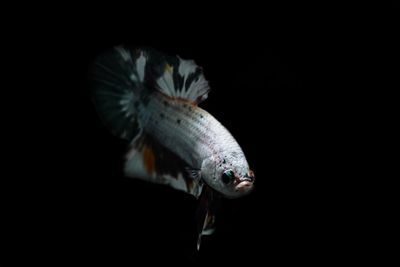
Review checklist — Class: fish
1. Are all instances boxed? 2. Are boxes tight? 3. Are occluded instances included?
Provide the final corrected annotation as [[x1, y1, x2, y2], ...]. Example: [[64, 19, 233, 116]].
[[90, 45, 255, 249]]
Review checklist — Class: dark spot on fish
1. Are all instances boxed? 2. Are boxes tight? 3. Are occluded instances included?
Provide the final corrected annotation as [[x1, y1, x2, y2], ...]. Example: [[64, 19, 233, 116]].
[[177, 119, 181, 124], [160, 113, 165, 118], [223, 159, 226, 164], [200, 114, 204, 118], [188, 106, 192, 111], [163, 100, 169, 107]]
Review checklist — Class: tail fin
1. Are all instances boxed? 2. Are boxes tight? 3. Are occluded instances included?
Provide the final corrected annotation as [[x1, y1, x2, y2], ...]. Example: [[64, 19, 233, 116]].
[[90, 46, 148, 140]]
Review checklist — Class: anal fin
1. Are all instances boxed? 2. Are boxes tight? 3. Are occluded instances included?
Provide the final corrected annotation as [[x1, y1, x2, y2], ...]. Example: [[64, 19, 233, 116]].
[[196, 186, 220, 250], [124, 133, 203, 198]]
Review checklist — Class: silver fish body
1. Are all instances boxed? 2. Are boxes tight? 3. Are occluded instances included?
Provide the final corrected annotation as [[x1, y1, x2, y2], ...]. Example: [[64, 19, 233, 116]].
[[141, 92, 252, 197]]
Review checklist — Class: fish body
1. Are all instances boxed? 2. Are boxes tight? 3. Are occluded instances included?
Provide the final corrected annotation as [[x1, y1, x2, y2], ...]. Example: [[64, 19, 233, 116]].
[[91, 46, 255, 249], [142, 93, 251, 197]]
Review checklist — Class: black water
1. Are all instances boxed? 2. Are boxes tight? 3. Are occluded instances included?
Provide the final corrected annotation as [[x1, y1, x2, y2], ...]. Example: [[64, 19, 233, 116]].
[[2, 8, 372, 265]]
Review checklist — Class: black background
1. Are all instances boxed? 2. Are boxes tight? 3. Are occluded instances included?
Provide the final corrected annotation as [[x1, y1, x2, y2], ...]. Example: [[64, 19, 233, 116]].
[[2, 5, 383, 265]]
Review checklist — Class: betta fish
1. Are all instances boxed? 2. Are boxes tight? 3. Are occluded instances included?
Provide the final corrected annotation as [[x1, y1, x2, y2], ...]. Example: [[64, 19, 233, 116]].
[[90, 45, 255, 249]]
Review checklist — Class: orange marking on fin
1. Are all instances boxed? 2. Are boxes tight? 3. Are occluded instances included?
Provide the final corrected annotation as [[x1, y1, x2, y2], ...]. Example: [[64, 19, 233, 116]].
[[155, 91, 200, 106], [186, 178, 193, 193], [165, 63, 173, 73], [143, 145, 155, 174]]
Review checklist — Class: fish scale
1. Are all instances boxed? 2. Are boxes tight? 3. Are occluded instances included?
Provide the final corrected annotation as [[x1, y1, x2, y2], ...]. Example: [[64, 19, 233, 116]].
[[144, 93, 244, 168]]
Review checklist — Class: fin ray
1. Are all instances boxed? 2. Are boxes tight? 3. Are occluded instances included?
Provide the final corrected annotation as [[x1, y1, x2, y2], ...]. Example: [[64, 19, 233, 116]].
[[155, 56, 210, 104], [196, 186, 220, 250], [90, 46, 149, 140]]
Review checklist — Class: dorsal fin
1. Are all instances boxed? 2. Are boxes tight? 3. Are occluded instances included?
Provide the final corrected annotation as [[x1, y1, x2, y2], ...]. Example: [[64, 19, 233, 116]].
[[154, 56, 210, 104]]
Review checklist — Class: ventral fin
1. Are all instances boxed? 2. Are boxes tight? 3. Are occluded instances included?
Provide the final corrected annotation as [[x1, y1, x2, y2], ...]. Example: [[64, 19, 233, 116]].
[[196, 186, 220, 250], [124, 133, 203, 198]]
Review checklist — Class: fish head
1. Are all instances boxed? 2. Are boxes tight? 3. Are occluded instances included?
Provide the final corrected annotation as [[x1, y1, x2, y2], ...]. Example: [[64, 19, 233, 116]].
[[201, 155, 255, 198]]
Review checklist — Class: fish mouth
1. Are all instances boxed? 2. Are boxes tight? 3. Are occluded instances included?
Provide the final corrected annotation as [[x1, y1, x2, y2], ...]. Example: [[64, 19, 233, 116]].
[[235, 181, 254, 192], [241, 177, 254, 182]]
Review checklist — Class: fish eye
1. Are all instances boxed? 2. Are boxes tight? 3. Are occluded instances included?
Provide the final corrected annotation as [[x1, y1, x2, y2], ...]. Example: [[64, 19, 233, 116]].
[[221, 170, 234, 184]]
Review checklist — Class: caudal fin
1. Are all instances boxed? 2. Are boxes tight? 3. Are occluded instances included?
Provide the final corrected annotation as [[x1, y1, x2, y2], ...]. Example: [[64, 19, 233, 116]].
[[90, 46, 148, 140]]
